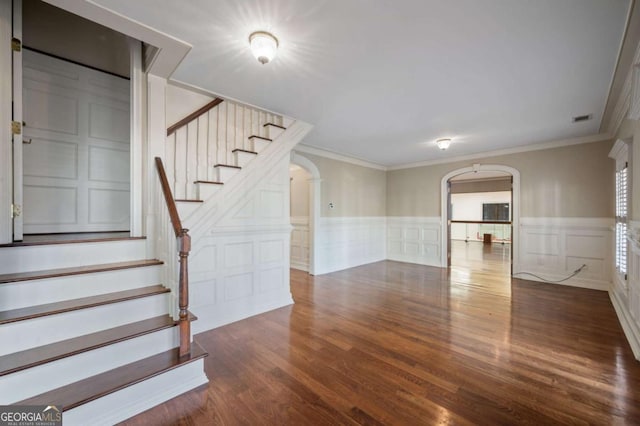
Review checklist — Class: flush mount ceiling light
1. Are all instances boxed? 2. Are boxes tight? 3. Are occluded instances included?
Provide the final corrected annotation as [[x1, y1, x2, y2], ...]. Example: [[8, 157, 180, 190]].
[[436, 138, 452, 150], [249, 31, 279, 65]]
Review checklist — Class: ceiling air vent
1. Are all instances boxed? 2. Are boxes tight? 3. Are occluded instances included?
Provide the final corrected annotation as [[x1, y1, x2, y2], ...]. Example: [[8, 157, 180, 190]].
[[572, 114, 592, 123]]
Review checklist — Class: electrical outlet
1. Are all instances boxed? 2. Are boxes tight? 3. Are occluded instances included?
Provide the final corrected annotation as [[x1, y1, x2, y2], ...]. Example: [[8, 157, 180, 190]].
[[328, 202, 334, 209]]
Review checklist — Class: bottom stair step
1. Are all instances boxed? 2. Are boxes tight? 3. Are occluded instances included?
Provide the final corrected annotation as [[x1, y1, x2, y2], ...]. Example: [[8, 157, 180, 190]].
[[16, 342, 208, 411]]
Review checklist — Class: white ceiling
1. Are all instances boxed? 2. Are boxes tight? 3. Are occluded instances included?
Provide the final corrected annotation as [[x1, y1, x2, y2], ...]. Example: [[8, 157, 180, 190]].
[[95, 0, 631, 166]]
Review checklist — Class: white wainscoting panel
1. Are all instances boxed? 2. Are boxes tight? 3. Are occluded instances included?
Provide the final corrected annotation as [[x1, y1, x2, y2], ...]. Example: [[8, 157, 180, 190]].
[[291, 216, 309, 272], [314, 217, 386, 275], [387, 217, 441, 267], [188, 156, 294, 333], [517, 217, 613, 291], [610, 220, 640, 360]]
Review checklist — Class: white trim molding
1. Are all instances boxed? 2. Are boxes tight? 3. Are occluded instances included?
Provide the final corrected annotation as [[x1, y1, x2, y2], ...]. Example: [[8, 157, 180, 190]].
[[517, 217, 613, 291], [387, 217, 441, 267], [294, 144, 388, 171], [389, 133, 611, 171], [611, 220, 640, 360], [0, 1, 12, 244], [441, 164, 521, 269], [290, 216, 310, 272], [314, 217, 387, 275]]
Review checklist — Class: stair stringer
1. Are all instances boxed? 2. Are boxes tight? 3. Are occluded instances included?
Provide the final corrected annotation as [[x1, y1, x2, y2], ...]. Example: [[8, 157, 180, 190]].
[[179, 120, 313, 333]]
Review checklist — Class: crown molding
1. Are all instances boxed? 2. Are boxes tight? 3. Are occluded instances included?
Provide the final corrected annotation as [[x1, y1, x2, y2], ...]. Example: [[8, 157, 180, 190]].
[[606, 37, 640, 135], [293, 144, 388, 171], [386, 133, 612, 171]]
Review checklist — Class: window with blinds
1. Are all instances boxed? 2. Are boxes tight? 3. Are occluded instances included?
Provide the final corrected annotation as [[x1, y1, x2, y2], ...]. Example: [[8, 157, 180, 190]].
[[615, 165, 628, 278]]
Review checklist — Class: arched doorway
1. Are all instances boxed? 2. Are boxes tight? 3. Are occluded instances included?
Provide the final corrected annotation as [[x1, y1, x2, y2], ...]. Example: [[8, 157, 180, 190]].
[[290, 152, 320, 275], [440, 164, 520, 274]]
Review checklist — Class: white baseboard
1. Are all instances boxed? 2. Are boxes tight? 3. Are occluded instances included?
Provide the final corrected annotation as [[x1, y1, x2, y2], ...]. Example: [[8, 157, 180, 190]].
[[192, 294, 294, 334], [512, 268, 609, 291], [610, 290, 640, 360]]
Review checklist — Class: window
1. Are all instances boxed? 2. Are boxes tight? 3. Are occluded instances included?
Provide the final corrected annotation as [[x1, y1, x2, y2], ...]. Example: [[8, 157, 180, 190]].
[[482, 203, 510, 222], [609, 139, 629, 283], [616, 165, 628, 277]]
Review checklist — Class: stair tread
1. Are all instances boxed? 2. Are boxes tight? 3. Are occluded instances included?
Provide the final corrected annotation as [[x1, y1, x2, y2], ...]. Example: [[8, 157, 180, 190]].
[[0, 285, 170, 325], [232, 148, 258, 154], [194, 180, 223, 185], [0, 259, 163, 284], [213, 164, 241, 169], [175, 199, 203, 203], [0, 235, 145, 248], [16, 342, 208, 411], [0, 315, 176, 377], [263, 122, 286, 130], [248, 135, 272, 141]]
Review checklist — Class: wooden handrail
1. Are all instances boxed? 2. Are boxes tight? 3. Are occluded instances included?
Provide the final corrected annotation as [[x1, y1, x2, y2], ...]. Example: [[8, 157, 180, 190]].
[[167, 98, 224, 136], [155, 157, 191, 357], [155, 157, 182, 237]]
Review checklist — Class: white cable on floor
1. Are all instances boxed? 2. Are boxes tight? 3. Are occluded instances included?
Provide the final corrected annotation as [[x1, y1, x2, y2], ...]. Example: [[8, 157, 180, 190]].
[[513, 264, 587, 283]]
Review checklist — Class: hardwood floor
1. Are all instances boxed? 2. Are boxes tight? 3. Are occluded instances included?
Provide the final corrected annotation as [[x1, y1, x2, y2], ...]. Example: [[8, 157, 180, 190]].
[[120, 261, 640, 425]]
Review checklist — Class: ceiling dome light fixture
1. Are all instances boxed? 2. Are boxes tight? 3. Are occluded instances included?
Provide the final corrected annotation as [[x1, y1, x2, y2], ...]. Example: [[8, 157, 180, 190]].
[[436, 138, 452, 150], [249, 31, 279, 65]]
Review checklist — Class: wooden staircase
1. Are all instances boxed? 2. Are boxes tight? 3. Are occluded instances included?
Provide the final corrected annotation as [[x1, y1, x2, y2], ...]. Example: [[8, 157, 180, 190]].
[[0, 238, 207, 425], [0, 96, 296, 424], [164, 97, 289, 217]]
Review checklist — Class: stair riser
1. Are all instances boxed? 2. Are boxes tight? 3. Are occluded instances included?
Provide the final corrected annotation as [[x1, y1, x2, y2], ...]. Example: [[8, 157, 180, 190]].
[[252, 139, 270, 153], [215, 167, 240, 182], [0, 294, 169, 356], [265, 126, 284, 139], [176, 202, 201, 219], [0, 327, 179, 404], [63, 358, 207, 426], [196, 183, 222, 200], [0, 239, 147, 274], [233, 151, 256, 168], [0, 266, 162, 311]]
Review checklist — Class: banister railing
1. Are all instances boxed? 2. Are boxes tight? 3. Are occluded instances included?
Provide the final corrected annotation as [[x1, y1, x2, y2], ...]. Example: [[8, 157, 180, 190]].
[[165, 97, 284, 200], [155, 157, 191, 357], [167, 98, 224, 136]]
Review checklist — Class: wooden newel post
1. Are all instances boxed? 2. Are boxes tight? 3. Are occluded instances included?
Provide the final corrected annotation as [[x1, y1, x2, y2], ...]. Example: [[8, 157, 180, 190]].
[[178, 228, 191, 357]]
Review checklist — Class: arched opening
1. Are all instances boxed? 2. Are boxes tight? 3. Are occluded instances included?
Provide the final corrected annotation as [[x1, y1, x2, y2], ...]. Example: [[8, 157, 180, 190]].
[[441, 164, 520, 276], [290, 152, 320, 275]]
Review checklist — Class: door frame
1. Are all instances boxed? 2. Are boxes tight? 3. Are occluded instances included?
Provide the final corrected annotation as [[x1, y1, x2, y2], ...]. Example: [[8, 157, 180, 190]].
[[0, 0, 191, 243], [290, 152, 321, 275], [440, 164, 520, 273]]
